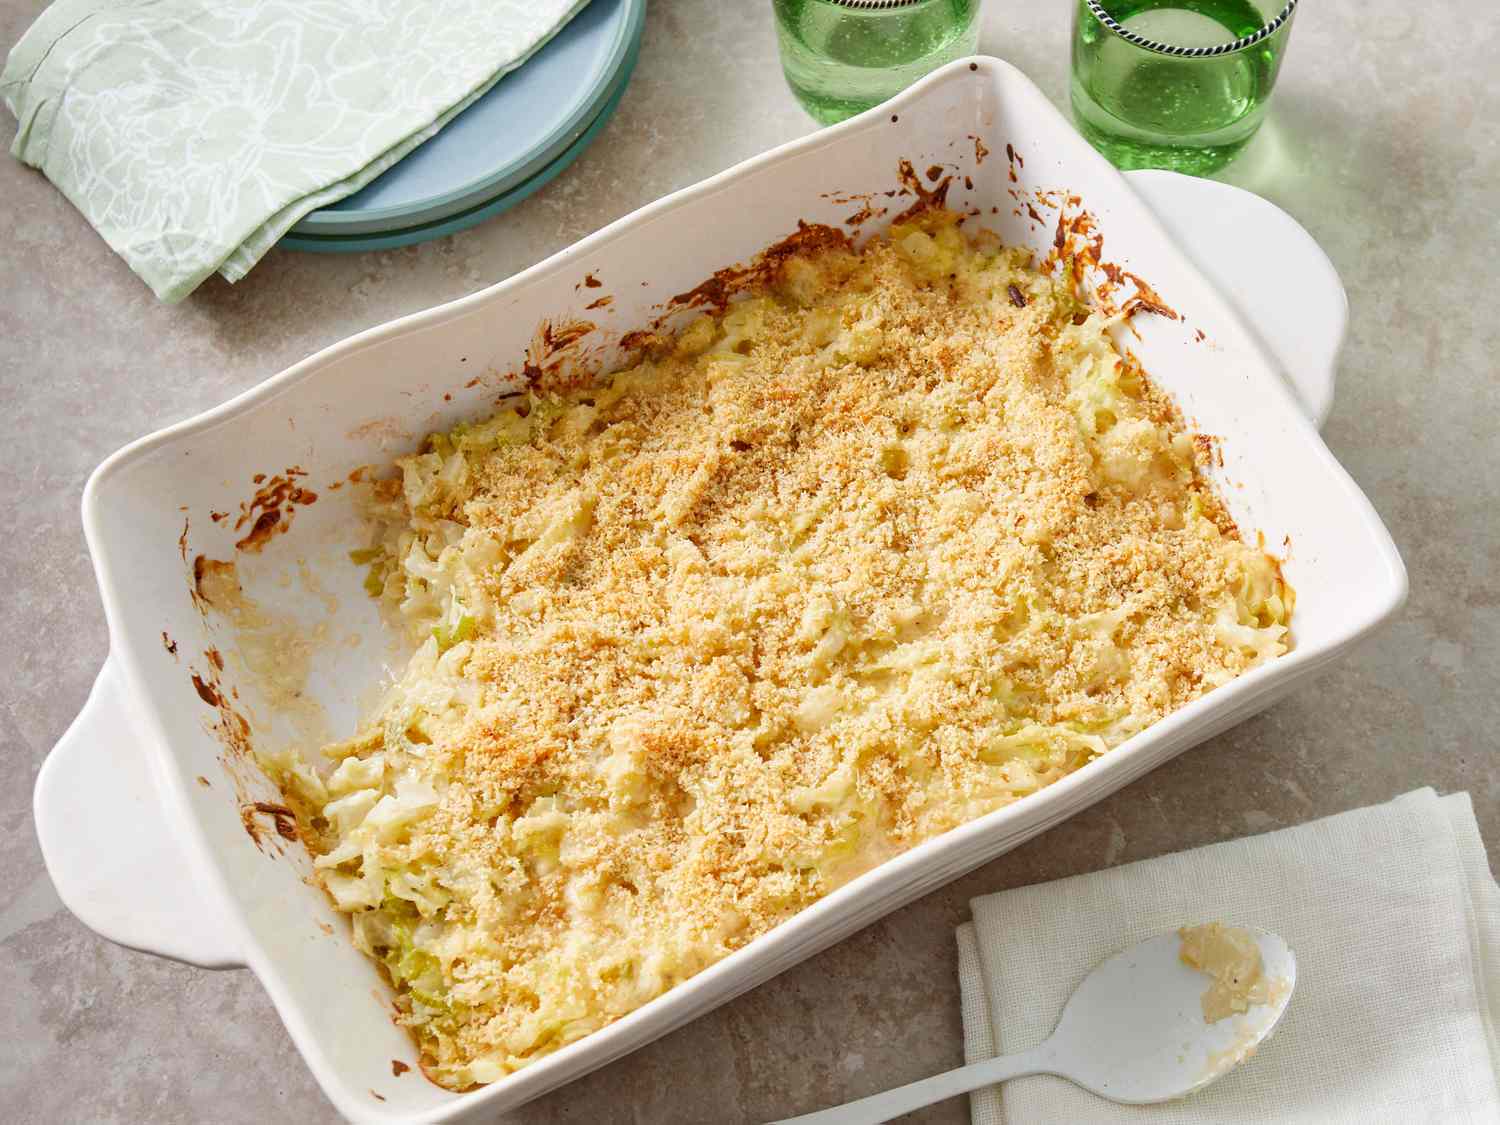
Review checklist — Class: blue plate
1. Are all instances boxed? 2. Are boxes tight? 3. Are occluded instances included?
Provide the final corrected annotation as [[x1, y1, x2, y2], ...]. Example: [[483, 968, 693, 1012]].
[[287, 0, 645, 239], [278, 62, 633, 254]]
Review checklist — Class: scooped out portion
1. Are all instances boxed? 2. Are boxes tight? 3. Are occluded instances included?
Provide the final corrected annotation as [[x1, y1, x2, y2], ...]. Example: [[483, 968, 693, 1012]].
[[1179, 922, 1270, 1022]]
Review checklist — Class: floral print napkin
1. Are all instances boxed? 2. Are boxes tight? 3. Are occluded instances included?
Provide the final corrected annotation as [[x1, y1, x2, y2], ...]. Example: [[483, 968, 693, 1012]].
[[2, 0, 590, 301]]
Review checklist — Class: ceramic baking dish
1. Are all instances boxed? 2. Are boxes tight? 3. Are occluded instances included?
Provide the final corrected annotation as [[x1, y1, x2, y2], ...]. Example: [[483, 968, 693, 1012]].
[[34, 58, 1403, 1122]]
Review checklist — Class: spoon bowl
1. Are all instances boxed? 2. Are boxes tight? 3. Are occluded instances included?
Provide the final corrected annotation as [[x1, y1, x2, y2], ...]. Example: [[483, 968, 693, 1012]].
[[778, 926, 1296, 1124], [1050, 927, 1296, 1104]]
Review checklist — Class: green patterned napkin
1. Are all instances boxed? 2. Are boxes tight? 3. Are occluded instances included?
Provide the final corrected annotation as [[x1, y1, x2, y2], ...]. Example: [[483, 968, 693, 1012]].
[[2, 0, 590, 301]]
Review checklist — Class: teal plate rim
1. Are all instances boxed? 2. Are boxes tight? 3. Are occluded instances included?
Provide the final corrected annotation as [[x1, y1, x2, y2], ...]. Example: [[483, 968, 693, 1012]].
[[289, 0, 645, 237], [276, 48, 634, 255]]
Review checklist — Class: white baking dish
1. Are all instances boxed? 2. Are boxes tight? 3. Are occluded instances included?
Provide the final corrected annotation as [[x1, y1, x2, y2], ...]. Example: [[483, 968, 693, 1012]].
[[34, 58, 1401, 1122]]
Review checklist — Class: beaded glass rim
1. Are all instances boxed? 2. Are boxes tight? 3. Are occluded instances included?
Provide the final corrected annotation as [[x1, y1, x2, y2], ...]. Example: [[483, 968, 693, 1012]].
[[1083, 0, 1298, 58], [824, 0, 944, 10]]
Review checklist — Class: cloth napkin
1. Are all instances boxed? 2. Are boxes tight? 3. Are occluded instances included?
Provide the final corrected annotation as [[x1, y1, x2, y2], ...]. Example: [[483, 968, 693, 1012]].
[[1, 0, 590, 301], [957, 788, 1500, 1123]]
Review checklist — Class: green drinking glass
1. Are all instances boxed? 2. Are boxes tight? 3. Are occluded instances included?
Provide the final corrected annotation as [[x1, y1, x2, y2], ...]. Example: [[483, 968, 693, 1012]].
[[1070, 0, 1298, 175], [775, 0, 982, 126]]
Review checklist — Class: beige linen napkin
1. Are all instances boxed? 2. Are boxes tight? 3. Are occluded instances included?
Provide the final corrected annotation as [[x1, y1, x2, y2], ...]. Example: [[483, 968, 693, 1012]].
[[957, 788, 1500, 1123]]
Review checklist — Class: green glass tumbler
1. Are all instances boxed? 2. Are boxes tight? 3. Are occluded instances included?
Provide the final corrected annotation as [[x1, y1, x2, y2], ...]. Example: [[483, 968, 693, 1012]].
[[1070, 0, 1298, 175], [774, 0, 982, 126]]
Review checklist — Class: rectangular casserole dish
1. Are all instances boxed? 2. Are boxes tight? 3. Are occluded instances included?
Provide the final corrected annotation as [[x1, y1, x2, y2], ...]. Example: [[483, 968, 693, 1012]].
[[35, 58, 1405, 1122]]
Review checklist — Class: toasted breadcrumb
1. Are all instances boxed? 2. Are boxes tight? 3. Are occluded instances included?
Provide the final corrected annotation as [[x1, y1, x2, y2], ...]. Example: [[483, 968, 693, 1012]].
[[283, 210, 1293, 1087]]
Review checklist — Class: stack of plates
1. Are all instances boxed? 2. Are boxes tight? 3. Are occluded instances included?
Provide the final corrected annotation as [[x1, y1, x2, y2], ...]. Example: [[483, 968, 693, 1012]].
[[280, 0, 646, 253]]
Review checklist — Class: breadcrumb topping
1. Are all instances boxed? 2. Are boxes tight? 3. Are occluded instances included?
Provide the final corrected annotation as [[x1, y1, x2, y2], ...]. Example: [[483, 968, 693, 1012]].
[[281, 210, 1293, 1088]]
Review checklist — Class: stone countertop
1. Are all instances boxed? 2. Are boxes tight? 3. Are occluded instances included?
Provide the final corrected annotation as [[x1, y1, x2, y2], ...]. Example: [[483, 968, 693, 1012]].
[[1, 1, 1495, 1121]]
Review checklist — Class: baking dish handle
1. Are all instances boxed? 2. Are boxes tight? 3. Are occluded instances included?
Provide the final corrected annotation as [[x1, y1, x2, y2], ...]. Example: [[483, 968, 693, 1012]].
[[1124, 169, 1345, 429], [33, 658, 246, 969]]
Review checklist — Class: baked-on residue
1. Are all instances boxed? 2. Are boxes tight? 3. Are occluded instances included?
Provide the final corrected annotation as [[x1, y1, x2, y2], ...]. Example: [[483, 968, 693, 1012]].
[[272, 210, 1293, 1088]]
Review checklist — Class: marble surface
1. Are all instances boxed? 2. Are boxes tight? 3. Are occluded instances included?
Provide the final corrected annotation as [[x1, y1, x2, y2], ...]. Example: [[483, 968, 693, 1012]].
[[1, 1, 1496, 1121]]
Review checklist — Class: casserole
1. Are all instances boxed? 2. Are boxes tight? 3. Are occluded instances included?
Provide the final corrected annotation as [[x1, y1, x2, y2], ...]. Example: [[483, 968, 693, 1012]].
[[34, 58, 1402, 1121]]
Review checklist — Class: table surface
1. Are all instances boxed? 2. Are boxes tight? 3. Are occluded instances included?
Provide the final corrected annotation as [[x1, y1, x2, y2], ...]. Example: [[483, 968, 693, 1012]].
[[2, 1, 1496, 1121]]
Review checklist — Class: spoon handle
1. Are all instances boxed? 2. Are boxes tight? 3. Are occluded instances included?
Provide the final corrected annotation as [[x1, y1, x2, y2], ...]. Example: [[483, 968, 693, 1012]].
[[772, 1043, 1056, 1124]]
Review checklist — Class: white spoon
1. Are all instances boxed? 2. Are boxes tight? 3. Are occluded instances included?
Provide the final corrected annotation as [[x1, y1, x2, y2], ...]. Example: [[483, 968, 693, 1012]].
[[776, 926, 1296, 1124]]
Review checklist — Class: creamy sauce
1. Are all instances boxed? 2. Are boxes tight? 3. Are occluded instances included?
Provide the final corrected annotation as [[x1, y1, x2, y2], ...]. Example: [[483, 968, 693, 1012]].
[[1178, 922, 1269, 1022]]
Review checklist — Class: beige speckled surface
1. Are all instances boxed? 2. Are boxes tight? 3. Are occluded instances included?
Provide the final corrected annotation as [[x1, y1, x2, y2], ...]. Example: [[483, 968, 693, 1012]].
[[2, 1, 1496, 1122]]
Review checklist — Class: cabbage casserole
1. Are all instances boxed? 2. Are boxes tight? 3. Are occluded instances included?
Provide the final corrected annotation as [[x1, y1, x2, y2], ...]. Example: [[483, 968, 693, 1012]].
[[272, 209, 1293, 1088]]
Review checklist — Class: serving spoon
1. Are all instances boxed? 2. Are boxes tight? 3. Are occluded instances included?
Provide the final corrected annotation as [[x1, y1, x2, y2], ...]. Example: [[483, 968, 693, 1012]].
[[776, 927, 1296, 1124]]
